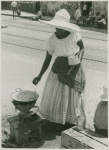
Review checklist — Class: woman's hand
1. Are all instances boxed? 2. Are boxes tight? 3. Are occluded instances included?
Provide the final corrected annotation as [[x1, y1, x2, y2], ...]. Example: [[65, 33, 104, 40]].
[[32, 76, 41, 85], [77, 39, 84, 62], [32, 52, 52, 85]]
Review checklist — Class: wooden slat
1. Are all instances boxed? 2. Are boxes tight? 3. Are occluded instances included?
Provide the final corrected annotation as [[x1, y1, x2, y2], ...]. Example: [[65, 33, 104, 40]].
[[61, 128, 108, 149], [80, 128, 108, 146], [61, 134, 91, 149], [60, 145, 68, 149]]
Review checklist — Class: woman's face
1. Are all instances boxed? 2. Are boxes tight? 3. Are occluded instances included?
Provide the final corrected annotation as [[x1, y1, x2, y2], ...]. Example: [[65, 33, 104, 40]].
[[56, 28, 68, 36]]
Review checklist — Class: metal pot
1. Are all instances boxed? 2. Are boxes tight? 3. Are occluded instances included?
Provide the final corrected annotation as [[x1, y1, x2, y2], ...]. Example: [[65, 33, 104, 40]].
[[11, 88, 39, 113]]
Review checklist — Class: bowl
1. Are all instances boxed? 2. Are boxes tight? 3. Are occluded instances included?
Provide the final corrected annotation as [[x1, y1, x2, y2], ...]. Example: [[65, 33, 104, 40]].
[[11, 88, 39, 113]]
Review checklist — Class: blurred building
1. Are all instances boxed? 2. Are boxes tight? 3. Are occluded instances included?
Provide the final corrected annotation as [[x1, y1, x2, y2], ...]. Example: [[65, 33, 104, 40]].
[[41, 1, 108, 18], [1, 1, 108, 18], [1, 1, 37, 13]]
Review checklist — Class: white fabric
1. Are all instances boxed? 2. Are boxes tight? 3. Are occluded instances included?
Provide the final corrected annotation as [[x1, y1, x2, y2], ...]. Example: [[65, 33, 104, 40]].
[[39, 33, 86, 125], [89, 11, 92, 17], [47, 32, 81, 57], [83, 4, 87, 10], [39, 9, 81, 32], [98, 18, 106, 25], [40, 20, 80, 32], [39, 71, 86, 124], [54, 9, 70, 22], [75, 9, 81, 20], [37, 11, 42, 16], [11, 1, 17, 7]]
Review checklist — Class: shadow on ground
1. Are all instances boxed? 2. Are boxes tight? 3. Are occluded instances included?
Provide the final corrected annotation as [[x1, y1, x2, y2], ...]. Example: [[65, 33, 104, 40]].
[[2, 116, 75, 148]]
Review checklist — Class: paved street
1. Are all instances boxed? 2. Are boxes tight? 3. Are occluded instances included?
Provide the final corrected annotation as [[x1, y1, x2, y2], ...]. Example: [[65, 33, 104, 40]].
[[2, 16, 107, 62], [1, 9, 108, 34], [1, 15, 108, 148]]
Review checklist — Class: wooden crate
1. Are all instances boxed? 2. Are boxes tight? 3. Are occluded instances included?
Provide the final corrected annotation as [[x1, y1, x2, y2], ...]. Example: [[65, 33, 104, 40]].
[[61, 126, 108, 149], [7, 114, 42, 147]]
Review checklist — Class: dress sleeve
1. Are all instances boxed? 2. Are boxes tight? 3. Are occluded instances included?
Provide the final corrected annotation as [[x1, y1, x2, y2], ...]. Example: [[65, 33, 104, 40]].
[[75, 32, 82, 43], [47, 36, 54, 56]]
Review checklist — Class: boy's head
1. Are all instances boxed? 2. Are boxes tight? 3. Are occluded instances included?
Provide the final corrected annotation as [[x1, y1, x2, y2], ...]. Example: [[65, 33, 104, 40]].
[[90, 7, 92, 11], [75, 7, 78, 10], [103, 84, 108, 96]]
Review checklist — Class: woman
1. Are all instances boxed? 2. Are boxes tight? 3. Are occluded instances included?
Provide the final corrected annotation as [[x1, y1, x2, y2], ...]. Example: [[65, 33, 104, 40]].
[[33, 9, 86, 130]]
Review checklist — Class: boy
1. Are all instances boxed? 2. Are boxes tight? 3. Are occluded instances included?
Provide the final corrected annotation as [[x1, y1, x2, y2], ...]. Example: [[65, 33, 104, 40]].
[[97, 15, 106, 28], [94, 85, 108, 137]]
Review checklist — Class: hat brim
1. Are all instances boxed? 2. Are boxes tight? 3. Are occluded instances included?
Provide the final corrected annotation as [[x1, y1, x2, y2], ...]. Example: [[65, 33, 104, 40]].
[[96, 91, 108, 101], [39, 19, 81, 32]]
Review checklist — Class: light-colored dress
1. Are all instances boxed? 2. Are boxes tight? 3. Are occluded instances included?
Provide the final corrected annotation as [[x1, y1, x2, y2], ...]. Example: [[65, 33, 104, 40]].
[[39, 32, 86, 125]]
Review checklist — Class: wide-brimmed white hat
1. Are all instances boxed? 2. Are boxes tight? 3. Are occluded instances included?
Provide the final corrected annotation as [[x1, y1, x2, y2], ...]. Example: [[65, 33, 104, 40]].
[[96, 85, 108, 101], [39, 9, 81, 32]]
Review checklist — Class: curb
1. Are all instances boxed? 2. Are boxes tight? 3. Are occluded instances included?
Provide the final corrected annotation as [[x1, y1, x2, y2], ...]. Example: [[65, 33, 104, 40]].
[[1, 13, 32, 19], [1, 13, 54, 21], [1, 13, 86, 26], [1, 13, 107, 31]]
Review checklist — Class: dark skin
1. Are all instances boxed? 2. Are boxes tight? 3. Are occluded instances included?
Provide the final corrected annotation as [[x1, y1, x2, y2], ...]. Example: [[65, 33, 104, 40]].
[[32, 28, 84, 85]]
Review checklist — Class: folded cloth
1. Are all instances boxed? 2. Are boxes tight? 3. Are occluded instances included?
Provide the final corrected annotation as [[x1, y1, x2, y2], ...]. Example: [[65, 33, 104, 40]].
[[52, 57, 86, 92], [68, 55, 80, 66]]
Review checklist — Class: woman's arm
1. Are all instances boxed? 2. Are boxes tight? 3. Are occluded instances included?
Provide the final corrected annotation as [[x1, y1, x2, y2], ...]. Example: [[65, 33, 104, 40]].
[[38, 51, 52, 77], [32, 51, 52, 85], [77, 39, 84, 62]]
